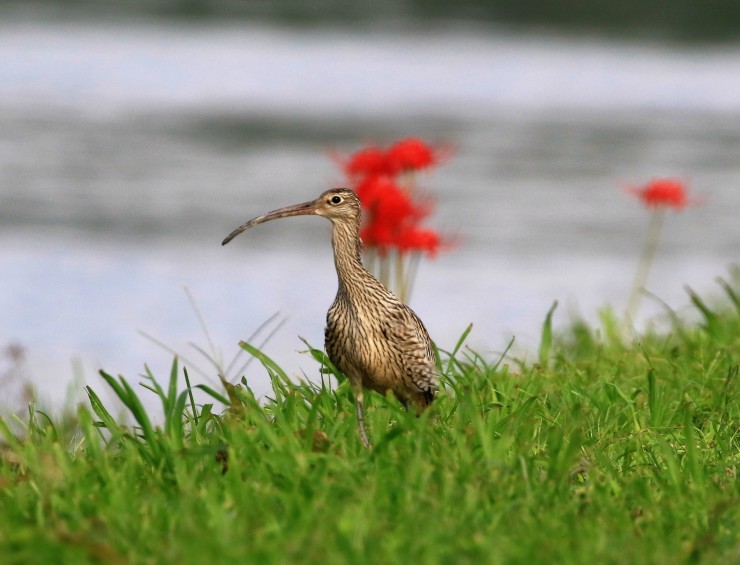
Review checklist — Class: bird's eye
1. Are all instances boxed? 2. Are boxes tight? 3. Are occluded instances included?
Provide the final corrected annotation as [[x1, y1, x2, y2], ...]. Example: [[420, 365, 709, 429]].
[[330, 195, 342, 205]]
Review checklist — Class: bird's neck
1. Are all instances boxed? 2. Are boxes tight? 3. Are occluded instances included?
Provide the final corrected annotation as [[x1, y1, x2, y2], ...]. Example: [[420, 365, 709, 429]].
[[330, 220, 368, 294]]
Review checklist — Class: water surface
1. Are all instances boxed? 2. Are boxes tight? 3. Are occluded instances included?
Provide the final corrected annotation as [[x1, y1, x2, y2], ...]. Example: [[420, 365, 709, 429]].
[[1, 21, 738, 408]]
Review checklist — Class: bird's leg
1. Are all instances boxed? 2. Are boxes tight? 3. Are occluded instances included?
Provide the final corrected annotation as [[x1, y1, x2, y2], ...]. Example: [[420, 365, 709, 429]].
[[354, 388, 370, 448]]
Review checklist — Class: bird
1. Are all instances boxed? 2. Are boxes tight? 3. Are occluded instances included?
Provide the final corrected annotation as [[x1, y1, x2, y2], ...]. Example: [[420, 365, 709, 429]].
[[222, 188, 437, 447]]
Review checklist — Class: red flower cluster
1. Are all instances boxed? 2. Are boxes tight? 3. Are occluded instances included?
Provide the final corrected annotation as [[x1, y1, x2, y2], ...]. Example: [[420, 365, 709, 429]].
[[386, 138, 438, 172], [339, 138, 448, 257], [344, 138, 441, 180], [628, 178, 689, 210]]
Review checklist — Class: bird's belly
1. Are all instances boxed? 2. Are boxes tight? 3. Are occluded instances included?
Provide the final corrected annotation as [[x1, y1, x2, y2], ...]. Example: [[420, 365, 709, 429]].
[[344, 346, 401, 393], [358, 360, 399, 394], [326, 320, 400, 393]]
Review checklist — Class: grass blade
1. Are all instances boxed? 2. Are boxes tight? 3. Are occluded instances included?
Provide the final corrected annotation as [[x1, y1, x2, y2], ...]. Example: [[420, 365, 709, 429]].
[[85, 386, 123, 440], [686, 285, 721, 337], [299, 337, 345, 382], [194, 384, 230, 406], [647, 368, 658, 427], [167, 357, 179, 412], [239, 341, 290, 384], [445, 323, 473, 375], [183, 367, 199, 426], [118, 378, 157, 447], [538, 301, 558, 367], [716, 276, 740, 313]]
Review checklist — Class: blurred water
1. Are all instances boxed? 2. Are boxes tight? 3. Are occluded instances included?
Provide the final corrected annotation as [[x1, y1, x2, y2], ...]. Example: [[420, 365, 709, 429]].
[[1, 20, 738, 408]]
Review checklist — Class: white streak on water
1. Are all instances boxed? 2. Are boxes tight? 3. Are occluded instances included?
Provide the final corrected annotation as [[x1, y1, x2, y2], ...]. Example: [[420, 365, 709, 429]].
[[1, 23, 740, 116]]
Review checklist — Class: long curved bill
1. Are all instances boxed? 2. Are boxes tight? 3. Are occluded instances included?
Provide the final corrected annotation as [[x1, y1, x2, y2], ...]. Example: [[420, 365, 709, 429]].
[[222, 199, 320, 245]]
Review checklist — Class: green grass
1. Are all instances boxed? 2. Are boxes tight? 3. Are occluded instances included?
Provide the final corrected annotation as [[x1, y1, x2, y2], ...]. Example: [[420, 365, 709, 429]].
[[1, 277, 738, 564]]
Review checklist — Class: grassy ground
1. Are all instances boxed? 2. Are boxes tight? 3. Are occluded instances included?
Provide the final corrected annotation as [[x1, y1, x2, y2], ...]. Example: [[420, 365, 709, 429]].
[[1, 278, 738, 564]]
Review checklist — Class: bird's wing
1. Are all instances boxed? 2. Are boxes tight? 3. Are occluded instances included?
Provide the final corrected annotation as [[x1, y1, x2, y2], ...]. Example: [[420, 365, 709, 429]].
[[380, 306, 438, 395]]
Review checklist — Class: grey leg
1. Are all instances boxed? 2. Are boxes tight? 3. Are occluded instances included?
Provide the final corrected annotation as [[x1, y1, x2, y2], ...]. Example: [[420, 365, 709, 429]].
[[355, 388, 370, 448]]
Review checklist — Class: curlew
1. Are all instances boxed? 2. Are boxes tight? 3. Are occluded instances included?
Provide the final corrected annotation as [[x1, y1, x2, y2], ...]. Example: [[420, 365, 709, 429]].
[[222, 188, 437, 447]]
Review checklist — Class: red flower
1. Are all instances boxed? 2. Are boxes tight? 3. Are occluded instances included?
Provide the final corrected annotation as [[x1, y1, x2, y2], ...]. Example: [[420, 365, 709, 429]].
[[628, 178, 689, 210], [398, 227, 442, 257], [358, 178, 418, 255], [359, 189, 445, 257], [336, 137, 454, 260], [355, 175, 397, 208], [344, 146, 390, 178], [386, 138, 437, 173], [372, 185, 416, 225]]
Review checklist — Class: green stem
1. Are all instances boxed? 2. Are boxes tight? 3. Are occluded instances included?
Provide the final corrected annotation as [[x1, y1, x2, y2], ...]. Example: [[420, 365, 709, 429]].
[[405, 252, 421, 304], [396, 250, 407, 304], [378, 252, 389, 289], [626, 207, 666, 327]]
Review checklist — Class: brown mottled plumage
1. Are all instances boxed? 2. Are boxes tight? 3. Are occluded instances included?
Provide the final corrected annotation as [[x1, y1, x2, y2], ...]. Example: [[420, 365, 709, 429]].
[[223, 188, 437, 447]]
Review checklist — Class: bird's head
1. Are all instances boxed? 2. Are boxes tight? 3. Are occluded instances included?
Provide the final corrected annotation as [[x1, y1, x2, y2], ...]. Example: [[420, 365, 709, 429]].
[[314, 188, 361, 223], [222, 188, 361, 245]]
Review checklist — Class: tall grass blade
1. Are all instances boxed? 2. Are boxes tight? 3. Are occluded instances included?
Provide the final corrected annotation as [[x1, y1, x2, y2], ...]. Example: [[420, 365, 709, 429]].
[[647, 368, 657, 427], [686, 286, 721, 337], [98, 370, 128, 405], [169, 390, 189, 450], [538, 301, 558, 367], [167, 357, 179, 411], [118, 378, 158, 448], [0, 416, 22, 449], [299, 337, 345, 382], [718, 364, 738, 430], [137, 330, 209, 381], [184, 286, 218, 367], [683, 406, 703, 487], [716, 276, 740, 313], [444, 323, 473, 375], [492, 335, 516, 373], [228, 313, 287, 379], [451, 323, 474, 358], [183, 367, 199, 426], [239, 341, 290, 384], [85, 386, 123, 439], [194, 384, 230, 406], [98, 370, 159, 453], [140, 365, 170, 419]]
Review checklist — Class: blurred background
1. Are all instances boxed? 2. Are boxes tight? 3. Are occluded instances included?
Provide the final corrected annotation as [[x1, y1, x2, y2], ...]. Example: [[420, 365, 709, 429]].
[[1, 1, 738, 409]]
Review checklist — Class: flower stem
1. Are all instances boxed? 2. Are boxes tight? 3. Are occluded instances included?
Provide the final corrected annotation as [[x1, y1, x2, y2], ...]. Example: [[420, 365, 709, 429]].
[[378, 252, 389, 289], [405, 252, 421, 304], [625, 207, 666, 327], [396, 250, 413, 304]]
